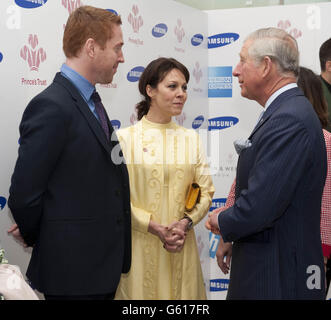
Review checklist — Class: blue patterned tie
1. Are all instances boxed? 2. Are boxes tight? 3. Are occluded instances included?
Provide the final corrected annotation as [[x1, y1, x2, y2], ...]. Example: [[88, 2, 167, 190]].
[[91, 91, 110, 141]]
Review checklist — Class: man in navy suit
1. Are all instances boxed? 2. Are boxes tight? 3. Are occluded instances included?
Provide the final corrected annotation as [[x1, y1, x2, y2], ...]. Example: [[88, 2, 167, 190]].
[[208, 27, 327, 299], [7, 6, 131, 300]]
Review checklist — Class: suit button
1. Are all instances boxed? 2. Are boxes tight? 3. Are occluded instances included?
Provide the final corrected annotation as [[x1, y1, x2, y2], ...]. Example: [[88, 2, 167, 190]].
[[117, 217, 122, 225], [115, 189, 121, 196]]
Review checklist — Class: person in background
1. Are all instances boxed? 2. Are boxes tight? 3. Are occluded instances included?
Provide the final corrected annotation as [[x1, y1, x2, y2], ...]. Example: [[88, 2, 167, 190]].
[[115, 57, 215, 300], [206, 27, 327, 299], [7, 6, 131, 300], [319, 38, 331, 132], [297, 66, 331, 290]]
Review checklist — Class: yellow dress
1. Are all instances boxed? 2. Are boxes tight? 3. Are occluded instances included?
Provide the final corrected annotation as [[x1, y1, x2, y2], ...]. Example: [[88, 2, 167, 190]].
[[115, 116, 215, 300]]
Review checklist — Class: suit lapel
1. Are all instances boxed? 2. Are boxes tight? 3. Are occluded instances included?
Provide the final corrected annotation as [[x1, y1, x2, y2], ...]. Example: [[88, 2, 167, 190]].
[[248, 87, 304, 139], [53, 73, 114, 159]]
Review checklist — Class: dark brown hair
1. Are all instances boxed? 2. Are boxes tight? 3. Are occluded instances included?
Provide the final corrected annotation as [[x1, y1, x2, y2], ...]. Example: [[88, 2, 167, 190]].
[[136, 57, 190, 120], [63, 6, 122, 58], [319, 38, 331, 72], [297, 66, 329, 129]]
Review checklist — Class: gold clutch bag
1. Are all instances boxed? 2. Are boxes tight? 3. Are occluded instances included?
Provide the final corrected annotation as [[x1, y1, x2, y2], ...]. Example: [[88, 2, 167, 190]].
[[184, 183, 201, 212]]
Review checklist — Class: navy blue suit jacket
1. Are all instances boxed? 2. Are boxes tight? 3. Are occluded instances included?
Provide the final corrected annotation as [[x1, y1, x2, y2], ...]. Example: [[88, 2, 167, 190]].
[[8, 73, 131, 295], [218, 87, 327, 299]]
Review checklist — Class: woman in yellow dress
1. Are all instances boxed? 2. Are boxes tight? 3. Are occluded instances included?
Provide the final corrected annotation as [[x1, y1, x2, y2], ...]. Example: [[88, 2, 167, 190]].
[[115, 57, 215, 299]]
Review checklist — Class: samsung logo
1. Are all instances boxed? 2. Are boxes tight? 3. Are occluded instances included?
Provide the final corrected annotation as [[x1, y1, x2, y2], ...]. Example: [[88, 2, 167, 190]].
[[210, 279, 230, 292], [152, 23, 168, 38], [208, 33, 239, 49], [191, 34, 203, 46], [0, 196, 7, 210], [110, 119, 121, 130], [127, 66, 145, 82], [15, 0, 47, 9], [209, 198, 227, 211], [192, 115, 204, 129], [107, 9, 118, 15], [208, 116, 239, 130]]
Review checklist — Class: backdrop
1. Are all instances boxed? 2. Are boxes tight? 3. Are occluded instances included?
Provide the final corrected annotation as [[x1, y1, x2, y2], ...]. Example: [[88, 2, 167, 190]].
[[207, 2, 331, 299], [0, 0, 210, 298], [0, 0, 330, 300]]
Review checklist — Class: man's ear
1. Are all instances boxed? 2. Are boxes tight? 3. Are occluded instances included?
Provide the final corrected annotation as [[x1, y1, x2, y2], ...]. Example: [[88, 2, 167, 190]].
[[261, 56, 273, 78], [84, 38, 97, 58]]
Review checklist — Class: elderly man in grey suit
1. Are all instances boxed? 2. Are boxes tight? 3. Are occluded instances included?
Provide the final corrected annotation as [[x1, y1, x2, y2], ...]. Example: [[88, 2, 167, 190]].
[[208, 27, 327, 299]]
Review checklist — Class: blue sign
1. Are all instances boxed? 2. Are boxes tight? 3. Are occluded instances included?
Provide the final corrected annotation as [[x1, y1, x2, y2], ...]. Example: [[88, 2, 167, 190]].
[[0, 197, 7, 210], [15, 0, 48, 9], [209, 232, 220, 258], [152, 23, 168, 38], [208, 117, 239, 131], [107, 9, 118, 15], [209, 198, 227, 211], [210, 279, 230, 291], [0, 52, 3, 63], [191, 34, 203, 46], [192, 115, 204, 129], [127, 66, 145, 82], [208, 33, 239, 49], [208, 66, 232, 98], [110, 119, 121, 130]]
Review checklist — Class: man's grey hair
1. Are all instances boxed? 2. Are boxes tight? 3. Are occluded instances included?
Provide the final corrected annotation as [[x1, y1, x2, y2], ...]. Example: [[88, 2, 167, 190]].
[[245, 27, 299, 77]]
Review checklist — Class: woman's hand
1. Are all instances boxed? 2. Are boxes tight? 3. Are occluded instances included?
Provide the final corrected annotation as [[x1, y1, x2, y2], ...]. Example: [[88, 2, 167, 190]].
[[164, 220, 188, 252], [148, 220, 186, 253]]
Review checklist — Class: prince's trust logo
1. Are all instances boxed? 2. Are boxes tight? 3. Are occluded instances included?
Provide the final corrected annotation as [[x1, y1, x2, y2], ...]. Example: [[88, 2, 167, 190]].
[[193, 62, 202, 84], [62, 0, 83, 29], [20, 34, 47, 86], [128, 4, 143, 33], [192, 62, 203, 93], [20, 34, 46, 72], [277, 20, 302, 39], [174, 19, 185, 43], [174, 19, 185, 54], [127, 5, 144, 46], [62, 0, 82, 15]]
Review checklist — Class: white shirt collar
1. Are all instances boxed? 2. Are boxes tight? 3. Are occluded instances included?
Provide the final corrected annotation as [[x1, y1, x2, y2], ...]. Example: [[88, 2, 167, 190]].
[[264, 83, 298, 111]]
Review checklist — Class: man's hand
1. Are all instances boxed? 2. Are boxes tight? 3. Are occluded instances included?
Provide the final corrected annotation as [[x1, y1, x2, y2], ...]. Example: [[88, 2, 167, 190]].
[[205, 210, 221, 235], [216, 236, 232, 274], [7, 224, 28, 248]]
